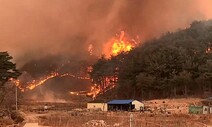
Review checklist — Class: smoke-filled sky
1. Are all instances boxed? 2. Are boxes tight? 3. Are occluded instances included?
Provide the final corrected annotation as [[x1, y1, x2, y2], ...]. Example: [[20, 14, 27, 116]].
[[0, 0, 212, 67]]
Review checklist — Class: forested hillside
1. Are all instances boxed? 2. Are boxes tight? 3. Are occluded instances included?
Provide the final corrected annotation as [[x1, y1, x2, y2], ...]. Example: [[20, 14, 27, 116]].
[[90, 20, 212, 100]]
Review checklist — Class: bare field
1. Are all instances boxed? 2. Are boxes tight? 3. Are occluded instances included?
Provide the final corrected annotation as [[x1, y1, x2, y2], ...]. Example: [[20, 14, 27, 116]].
[[15, 98, 212, 127], [30, 111, 212, 127]]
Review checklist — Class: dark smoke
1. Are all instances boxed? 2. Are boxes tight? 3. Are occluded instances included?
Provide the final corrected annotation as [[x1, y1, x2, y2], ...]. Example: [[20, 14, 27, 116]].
[[0, 0, 212, 99], [0, 0, 211, 67]]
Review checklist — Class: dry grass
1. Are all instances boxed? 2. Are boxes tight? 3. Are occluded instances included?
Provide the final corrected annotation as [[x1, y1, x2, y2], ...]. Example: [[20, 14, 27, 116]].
[[0, 118, 14, 127], [16, 98, 212, 127], [36, 111, 212, 127]]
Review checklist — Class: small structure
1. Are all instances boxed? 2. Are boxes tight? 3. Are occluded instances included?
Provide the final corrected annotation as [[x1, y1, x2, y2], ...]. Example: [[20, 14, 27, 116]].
[[189, 105, 203, 114], [107, 99, 144, 111], [189, 105, 212, 114], [87, 100, 107, 111]]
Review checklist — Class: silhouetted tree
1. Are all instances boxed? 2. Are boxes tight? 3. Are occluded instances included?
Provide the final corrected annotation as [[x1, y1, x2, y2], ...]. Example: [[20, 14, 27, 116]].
[[0, 52, 21, 104]]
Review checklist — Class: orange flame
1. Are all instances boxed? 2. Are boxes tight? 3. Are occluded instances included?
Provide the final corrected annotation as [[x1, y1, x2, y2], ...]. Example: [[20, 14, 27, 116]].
[[26, 72, 59, 90], [104, 31, 136, 57], [69, 91, 87, 96], [11, 72, 116, 99], [86, 84, 101, 99], [69, 76, 117, 99], [10, 72, 90, 92]]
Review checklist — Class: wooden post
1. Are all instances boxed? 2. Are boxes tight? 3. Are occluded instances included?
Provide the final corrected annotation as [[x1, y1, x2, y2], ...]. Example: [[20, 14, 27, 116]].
[[130, 114, 133, 127], [15, 86, 18, 111]]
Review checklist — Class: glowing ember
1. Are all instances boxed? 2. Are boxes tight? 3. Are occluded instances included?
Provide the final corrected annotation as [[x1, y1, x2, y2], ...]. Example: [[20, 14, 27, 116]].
[[69, 91, 87, 96], [60, 73, 90, 80], [206, 47, 211, 53], [88, 43, 93, 55], [11, 79, 25, 92]]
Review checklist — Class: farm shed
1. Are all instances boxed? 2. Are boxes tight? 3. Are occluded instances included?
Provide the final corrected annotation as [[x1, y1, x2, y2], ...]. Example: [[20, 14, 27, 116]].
[[87, 100, 107, 111], [107, 99, 144, 111]]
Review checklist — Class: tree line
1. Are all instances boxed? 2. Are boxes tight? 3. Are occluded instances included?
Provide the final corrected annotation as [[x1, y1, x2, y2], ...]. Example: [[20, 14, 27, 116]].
[[90, 20, 212, 100]]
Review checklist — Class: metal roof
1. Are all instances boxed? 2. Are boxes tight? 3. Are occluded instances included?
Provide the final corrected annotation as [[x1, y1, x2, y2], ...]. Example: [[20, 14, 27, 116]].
[[107, 99, 134, 104]]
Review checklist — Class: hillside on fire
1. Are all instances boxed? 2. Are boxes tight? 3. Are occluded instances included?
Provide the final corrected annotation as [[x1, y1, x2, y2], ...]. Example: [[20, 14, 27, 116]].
[[90, 20, 212, 100]]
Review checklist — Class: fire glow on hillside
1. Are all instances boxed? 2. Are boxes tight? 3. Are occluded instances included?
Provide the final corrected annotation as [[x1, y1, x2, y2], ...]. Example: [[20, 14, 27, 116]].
[[10, 72, 104, 99], [11, 72, 117, 99], [10, 31, 136, 99], [10, 72, 89, 91]]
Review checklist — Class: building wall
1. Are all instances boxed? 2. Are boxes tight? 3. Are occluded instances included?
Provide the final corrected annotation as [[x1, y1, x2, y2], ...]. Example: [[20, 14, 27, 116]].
[[87, 103, 108, 111], [132, 100, 144, 110], [210, 107, 212, 114], [203, 106, 209, 114]]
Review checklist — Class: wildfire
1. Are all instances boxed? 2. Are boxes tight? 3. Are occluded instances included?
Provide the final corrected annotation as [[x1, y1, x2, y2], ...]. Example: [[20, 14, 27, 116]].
[[86, 84, 101, 99], [10, 72, 90, 92], [11, 31, 134, 99], [69, 76, 117, 99], [69, 84, 101, 99], [104, 31, 137, 57], [60, 73, 90, 80], [11, 71, 105, 99], [26, 72, 59, 90], [10, 72, 59, 91], [12, 79, 25, 92]]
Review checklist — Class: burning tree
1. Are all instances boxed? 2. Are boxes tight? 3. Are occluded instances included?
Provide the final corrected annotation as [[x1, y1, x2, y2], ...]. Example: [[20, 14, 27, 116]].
[[91, 20, 212, 99], [0, 52, 21, 104], [104, 31, 137, 58], [88, 31, 138, 98], [89, 55, 122, 97]]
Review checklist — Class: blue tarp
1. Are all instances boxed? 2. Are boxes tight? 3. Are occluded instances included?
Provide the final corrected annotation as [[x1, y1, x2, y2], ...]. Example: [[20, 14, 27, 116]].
[[107, 99, 134, 104]]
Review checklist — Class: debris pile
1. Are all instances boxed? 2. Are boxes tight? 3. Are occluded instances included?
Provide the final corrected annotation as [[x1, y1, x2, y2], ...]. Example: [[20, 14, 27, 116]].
[[83, 120, 107, 127]]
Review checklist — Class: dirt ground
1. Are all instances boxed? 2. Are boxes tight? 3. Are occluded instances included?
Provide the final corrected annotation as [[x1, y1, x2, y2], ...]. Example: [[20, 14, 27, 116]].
[[23, 110, 212, 127], [2, 98, 212, 127], [15, 98, 211, 127]]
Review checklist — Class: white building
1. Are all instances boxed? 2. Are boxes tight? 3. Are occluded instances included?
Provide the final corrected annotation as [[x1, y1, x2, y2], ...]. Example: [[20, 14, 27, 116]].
[[132, 100, 144, 110], [87, 100, 108, 111]]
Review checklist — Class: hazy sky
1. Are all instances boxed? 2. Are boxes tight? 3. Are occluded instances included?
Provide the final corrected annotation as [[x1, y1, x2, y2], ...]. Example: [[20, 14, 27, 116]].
[[0, 0, 211, 67]]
